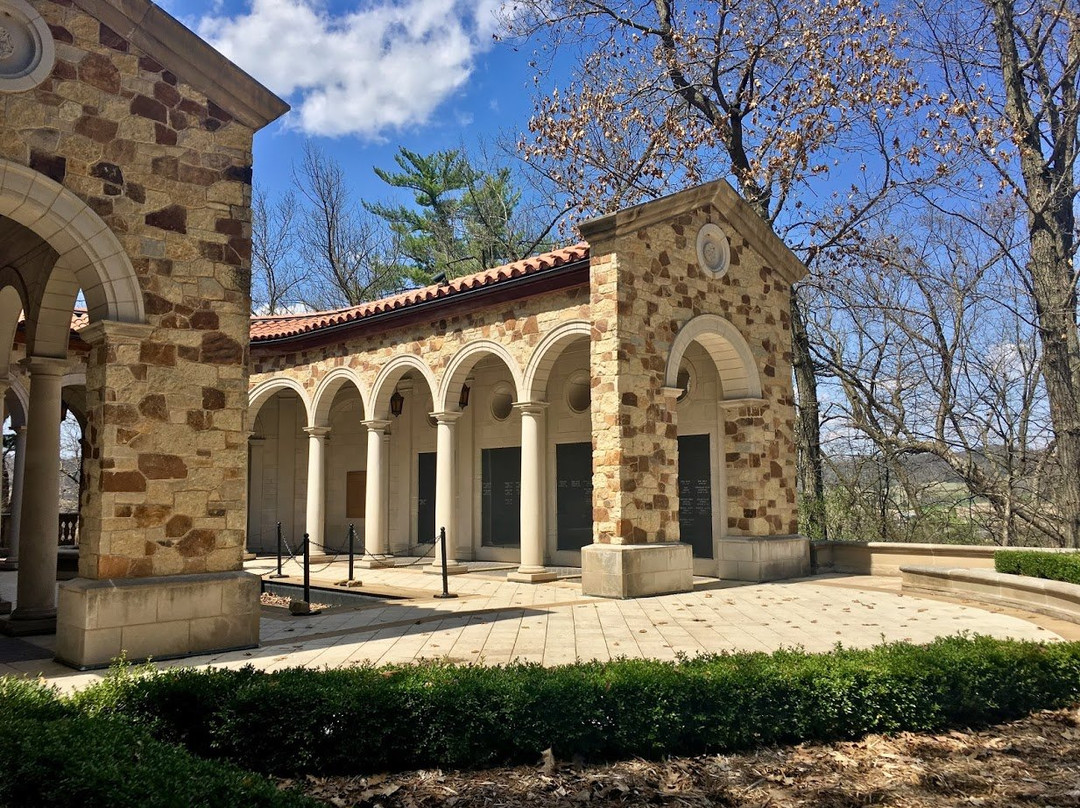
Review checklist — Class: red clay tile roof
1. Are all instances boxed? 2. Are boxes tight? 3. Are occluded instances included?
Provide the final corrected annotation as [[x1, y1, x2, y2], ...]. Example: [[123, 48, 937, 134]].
[[249, 242, 590, 343]]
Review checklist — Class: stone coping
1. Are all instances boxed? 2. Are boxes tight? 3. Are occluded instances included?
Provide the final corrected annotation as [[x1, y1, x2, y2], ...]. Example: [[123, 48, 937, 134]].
[[900, 565, 1080, 625], [812, 541, 1080, 577]]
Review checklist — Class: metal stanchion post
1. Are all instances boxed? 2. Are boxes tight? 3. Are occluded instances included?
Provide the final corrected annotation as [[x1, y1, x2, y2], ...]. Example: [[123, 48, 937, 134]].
[[303, 532, 311, 604], [269, 521, 287, 579], [347, 524, 355, 582], [433, 526, 457, 599]]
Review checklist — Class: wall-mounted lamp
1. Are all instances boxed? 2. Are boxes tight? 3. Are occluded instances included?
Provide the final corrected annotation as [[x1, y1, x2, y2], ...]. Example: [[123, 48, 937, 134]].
[[458, 384, 471, 410], [390, 389, 404, 417]]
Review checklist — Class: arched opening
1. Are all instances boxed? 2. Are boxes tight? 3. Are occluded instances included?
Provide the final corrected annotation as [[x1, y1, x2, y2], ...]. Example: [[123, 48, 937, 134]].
[[320, 379, 367, 552], [667, 315, 762, 576], [247, 380, 312, 554], [526, 323, 593, 566]]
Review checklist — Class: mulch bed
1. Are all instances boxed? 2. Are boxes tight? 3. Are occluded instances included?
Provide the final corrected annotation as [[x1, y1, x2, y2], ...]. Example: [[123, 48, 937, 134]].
[[288, 706, 1080, 807]]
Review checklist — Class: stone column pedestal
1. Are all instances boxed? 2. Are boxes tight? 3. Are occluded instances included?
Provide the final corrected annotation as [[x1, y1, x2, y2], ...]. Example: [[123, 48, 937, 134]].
[[716, 535, 810, 581], [55, 570, 260, 669], [581, 542, 694, 598]]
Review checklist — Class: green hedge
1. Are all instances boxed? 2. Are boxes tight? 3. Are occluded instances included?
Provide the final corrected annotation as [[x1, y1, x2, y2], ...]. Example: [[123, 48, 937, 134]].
[[0, 678, 313, 808], [995, 550, 1080, 585], [74, 635, 1080, 776]]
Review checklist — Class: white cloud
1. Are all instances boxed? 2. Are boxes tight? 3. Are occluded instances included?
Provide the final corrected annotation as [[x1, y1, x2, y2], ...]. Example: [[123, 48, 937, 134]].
[[197, 0, 503, 137]]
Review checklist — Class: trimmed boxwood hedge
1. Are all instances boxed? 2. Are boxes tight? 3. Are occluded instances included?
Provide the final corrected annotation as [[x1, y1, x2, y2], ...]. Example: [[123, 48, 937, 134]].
[[995, 549, 1080, 585], [0, 678, 313, 808], [71, 635, 1080, 777]]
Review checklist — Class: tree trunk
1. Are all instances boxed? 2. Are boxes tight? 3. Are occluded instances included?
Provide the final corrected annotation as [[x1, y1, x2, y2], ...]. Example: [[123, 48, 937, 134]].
[[987, 0, 1080, 547], [791, 285, 828, 539]]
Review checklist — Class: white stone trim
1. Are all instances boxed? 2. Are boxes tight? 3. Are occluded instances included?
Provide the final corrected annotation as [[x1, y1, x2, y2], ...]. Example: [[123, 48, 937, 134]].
[[248, 376, 312, 429], [369, 354, 438, 420], [0, 159, 144, 327], [523, 319, 591, 401], [666, 314, 761, 400], [310, 367, 369, 428], [0, 0, 55, 93], [439, 339, 523, 413]]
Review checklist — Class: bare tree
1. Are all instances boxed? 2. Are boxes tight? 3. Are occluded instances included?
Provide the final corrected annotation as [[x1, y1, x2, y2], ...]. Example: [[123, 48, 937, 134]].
[[916, 0, 1080, 544], [811, 206, 1062, 545], [295, 142, 406, 308], [506, 0, 932, 538], [251, 186, 301, 315]]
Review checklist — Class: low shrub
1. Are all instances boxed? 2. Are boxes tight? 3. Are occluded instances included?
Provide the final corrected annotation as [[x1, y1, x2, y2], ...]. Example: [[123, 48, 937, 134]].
[[76, 635, 1080, 776], [995, 550, 1080, 585], [0, 681, 313, 808]]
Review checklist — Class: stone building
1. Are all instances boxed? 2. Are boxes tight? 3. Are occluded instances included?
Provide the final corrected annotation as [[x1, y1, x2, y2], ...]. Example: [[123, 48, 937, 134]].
[[248, 182, 811, 597], [0, 0, 286, 667]]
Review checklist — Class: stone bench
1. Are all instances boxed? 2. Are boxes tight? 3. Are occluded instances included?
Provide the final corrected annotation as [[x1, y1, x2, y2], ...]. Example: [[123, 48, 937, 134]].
[[901, 565, 1080, 625]]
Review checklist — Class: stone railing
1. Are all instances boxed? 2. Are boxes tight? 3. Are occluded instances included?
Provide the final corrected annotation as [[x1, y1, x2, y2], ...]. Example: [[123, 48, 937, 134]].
[[901, 565, 1080, 625], [58, 513, 80, 547]]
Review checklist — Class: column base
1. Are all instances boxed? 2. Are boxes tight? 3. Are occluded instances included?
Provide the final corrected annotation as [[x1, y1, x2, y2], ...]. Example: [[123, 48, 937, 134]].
[[716, 535, 811, 582], [507, 567, 557, 583], [424, 561, 469, 575], [581, 542, 693, 598], [55, 570, 261, 670], [355, 558, 394, 569], [0, 613, 56, 636]]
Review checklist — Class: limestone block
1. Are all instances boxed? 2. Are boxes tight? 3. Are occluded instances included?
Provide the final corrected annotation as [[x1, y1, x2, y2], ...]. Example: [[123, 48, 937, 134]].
[[55, 571, 260, 669], [581, 542, 693, 598]]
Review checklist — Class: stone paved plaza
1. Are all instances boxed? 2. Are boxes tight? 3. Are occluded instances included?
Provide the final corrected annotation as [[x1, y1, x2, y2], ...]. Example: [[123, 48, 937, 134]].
[[0, 561, 1072, 691]]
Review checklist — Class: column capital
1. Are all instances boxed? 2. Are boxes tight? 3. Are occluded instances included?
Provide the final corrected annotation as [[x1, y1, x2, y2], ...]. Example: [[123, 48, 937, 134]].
[[79, 320, 155, 346], [361, 418, 392, 433], [303, 426, 331, 438], [430, 410, 463, 426], [513, 400, 548, 416], [21, 356, 69, 377]]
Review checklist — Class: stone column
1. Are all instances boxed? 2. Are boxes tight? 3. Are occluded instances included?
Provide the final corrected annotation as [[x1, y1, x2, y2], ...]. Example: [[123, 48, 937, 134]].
[[303, 427, 329, 553], [1, 425, 28, 572], [509, 402, 556, 583], [428, 411, 467, 574], [246, 434, 266, 554], [358, 419, 392, 568], [6, 357, 66, 633]]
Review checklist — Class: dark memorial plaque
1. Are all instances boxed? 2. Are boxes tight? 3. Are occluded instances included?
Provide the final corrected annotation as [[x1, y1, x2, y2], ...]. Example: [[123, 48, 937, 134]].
[[678, 434, 714, 558], [556, 442, 593, 551], [417, 452, 436, 544], [482, 446, 521, 547]]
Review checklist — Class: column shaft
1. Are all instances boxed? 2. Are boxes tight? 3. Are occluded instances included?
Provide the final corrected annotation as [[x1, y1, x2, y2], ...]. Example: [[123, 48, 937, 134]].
[[10, 357, 66, 625], [510, 402, 556, 583], [430, 411, 466, 574], [359, 420, 392, 568], [303, 427, 329, 551], [3, 425, 27, 569]]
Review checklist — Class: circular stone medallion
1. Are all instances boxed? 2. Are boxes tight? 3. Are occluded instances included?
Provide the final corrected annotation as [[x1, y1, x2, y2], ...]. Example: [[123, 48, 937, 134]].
[[695, 223, 731, 278], [0, 0, 55, 93]]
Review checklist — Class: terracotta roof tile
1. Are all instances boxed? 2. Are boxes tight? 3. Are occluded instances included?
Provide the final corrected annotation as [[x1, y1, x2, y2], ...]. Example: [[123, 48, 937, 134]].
[[249, 242, 590, 342]]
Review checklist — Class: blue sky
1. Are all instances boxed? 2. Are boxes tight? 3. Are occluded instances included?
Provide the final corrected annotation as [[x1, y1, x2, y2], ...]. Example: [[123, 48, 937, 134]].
[[165, 0, 544, 202]]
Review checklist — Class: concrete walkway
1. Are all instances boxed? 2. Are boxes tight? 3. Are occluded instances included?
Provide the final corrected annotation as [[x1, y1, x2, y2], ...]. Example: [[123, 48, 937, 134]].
[[0, 558, 1068, 691]]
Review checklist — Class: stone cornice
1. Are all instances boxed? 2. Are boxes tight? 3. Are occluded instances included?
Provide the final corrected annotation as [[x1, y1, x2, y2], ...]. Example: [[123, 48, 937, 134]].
[[578, 180, 808, 286], [71, 0, 289, 130]]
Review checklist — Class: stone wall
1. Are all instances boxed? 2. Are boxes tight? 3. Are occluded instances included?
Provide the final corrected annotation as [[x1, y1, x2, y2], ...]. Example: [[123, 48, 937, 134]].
[[0, 0, 257, 582], [583, 195, 799, 548]]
